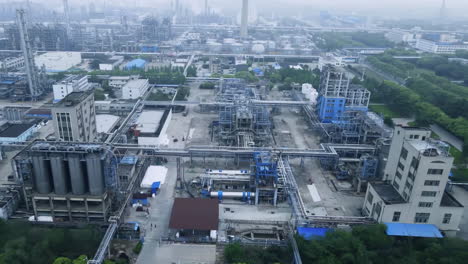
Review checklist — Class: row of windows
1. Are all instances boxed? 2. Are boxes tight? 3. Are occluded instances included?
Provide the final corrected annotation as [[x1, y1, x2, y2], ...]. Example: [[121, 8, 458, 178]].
[[421, 191, 437, 197], [392, 212, 451, 224], [397, 161, 405, 171], [424, 180, 440, 186], [427, 169, 444, 175]]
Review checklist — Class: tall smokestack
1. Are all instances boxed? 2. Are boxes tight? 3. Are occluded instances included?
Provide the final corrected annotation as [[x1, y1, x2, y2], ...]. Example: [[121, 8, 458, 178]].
[[240, 0, 248, 39]]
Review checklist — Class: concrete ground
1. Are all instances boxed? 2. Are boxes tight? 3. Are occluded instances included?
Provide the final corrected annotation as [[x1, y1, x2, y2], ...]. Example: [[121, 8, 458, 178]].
[[131, 159, 178, 264], [450, 186, 468, 240], [148, 244, 216, 264]]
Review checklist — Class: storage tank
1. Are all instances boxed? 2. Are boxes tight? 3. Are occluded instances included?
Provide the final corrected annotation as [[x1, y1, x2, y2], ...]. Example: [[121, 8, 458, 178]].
[[32, 155, 52, 194], [50, 155, 68, 195], [68, 154, 86, 195], [86, 155, 105, 195]]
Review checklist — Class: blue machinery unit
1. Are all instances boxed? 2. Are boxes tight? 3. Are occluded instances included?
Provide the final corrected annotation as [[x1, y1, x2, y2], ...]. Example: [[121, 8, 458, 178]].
[[254, 152, 278, 185]]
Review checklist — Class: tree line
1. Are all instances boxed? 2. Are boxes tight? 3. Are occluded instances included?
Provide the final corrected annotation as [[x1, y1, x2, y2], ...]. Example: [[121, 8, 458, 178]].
[[296, 224, 468, 264], [0, 220, 102, 264]]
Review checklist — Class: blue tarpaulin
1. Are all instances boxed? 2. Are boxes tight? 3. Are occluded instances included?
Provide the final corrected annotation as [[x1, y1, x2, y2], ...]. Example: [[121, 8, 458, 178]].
[[125, 59, 147, 70], [297, 227, 332, 240], [384, 223, 443, 238], [151, 182, 160, 194]]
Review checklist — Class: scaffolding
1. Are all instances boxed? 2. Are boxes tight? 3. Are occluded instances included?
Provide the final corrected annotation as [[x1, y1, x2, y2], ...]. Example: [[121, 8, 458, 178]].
[[216, 79, 272, 147]]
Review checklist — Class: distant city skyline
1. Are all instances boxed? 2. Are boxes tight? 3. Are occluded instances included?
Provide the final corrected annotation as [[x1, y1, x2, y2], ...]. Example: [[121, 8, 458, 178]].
[[4, 0, 468, 18]]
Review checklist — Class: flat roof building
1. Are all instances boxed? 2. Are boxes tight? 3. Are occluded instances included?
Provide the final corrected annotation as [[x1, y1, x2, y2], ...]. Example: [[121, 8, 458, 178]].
[[169, 198, 219, 236], [122, 79, 149, 99], [53, 75, 89, 102], [0, 122, 37, 143]]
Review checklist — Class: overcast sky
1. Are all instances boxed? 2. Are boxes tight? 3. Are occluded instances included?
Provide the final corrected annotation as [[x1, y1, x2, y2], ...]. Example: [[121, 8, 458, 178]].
[[11, 0, 468, 18]]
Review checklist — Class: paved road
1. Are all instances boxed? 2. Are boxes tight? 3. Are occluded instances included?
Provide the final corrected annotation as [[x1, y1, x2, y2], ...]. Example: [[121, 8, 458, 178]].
[[135, 159, 178, 264], [450, 186, 468, 240], [430, 124, 463, 151]]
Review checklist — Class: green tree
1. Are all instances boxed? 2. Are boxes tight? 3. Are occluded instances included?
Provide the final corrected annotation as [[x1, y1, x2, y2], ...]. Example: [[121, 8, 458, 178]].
[[53, 257, 72, 264]]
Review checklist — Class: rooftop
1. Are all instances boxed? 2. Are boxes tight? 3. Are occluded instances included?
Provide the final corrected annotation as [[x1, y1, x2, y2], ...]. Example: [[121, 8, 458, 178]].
[[124, 79, 148, 89], [371, 182, 405, 205], [54, 90, 93, 108], [135, 111, 164, 134], [96, 114, 120, 134], [58, 75, 86, 84], [407, 138, 450, 158], [0, 123, 34, 138], [169, 198, 219, 231]]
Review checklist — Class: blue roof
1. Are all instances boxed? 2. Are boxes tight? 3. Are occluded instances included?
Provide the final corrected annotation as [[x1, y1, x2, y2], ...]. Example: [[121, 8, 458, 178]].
[[125, 59, 147, 69], [297, 227, 332, 240], [384, 223, 443, 238]]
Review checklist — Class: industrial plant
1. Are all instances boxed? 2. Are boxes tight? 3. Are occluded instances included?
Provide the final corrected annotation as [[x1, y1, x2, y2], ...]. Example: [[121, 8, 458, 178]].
[[0, 1, 467, 264]]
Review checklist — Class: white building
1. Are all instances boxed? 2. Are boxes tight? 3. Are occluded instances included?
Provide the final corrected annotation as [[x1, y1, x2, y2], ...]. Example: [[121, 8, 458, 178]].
[[363, 126, 464, 236], [52, 75, 89, 102], [415, 39, 468, 54], [0, 56, 25, 70], [35, 52, 82, 72], [122, 79, 149, 99], [108, 75, 139, 88], [99, 56, 124, 71], [135, 110, 172, 147], [385, 30, 418, 44]]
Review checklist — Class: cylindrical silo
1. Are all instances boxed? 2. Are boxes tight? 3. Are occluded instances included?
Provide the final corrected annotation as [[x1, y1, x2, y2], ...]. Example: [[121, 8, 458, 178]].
[[50, 155, 68, 195], [32, 155, 52, 194], [68, 154, 86, 195], [86, 155, 105, 195]]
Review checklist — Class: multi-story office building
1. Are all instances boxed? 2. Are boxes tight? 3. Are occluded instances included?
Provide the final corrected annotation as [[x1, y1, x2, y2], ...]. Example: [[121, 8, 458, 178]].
[[415, 38, 468, 54], [0, 56, 25, 71], [52, 75, 89, 102], [122, 79, 149, 99], [52, 90, 97, 142], [108, 75, 139, 88], [363, 126, 464, 236]]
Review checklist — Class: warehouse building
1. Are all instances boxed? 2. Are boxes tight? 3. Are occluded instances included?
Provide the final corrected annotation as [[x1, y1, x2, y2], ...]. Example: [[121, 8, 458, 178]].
[[169, 198, 219, 241], [0, 122, 37, 143], [134, 109, 172, 146]]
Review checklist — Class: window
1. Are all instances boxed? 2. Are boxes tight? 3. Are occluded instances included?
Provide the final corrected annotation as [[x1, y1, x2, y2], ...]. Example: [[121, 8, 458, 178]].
[[418, 202, 433, 208], [414, 135, 419, 139], [396, 171, 402, 179], [405, 181, 413, 191], [409, 135, 414, 139], [414, 213, 430, 223], [397, 161, 405, 171], [443, 213, 452, 224], [421, 191, 437, 197], [392, 212, 401, 222], [410, 157, 419, 170], [400, 148, 408, 160], [424, 180, 440, 186], [427, 169, 444, 175], [393, 181, 400, 190], [408, 171, 415, 181], [367, 192, 374, 204]]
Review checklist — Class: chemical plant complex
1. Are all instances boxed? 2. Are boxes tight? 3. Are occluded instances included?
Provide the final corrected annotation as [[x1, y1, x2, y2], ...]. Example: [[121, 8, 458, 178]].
[[0, 1, 468, 264]]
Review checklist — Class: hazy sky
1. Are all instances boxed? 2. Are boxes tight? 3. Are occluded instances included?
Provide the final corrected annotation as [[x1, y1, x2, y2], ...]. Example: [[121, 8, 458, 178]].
[[12, 0, 468, 18]]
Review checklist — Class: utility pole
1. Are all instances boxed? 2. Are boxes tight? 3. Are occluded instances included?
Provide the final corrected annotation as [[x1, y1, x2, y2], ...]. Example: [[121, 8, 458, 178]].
[[16, 9, 39, 101]]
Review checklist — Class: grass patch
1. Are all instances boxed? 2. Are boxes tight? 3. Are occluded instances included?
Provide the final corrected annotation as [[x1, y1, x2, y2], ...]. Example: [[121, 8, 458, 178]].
[[451, 168, 468, 182], [450, 146, 466, 166], [369, 104, 400, 118]]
